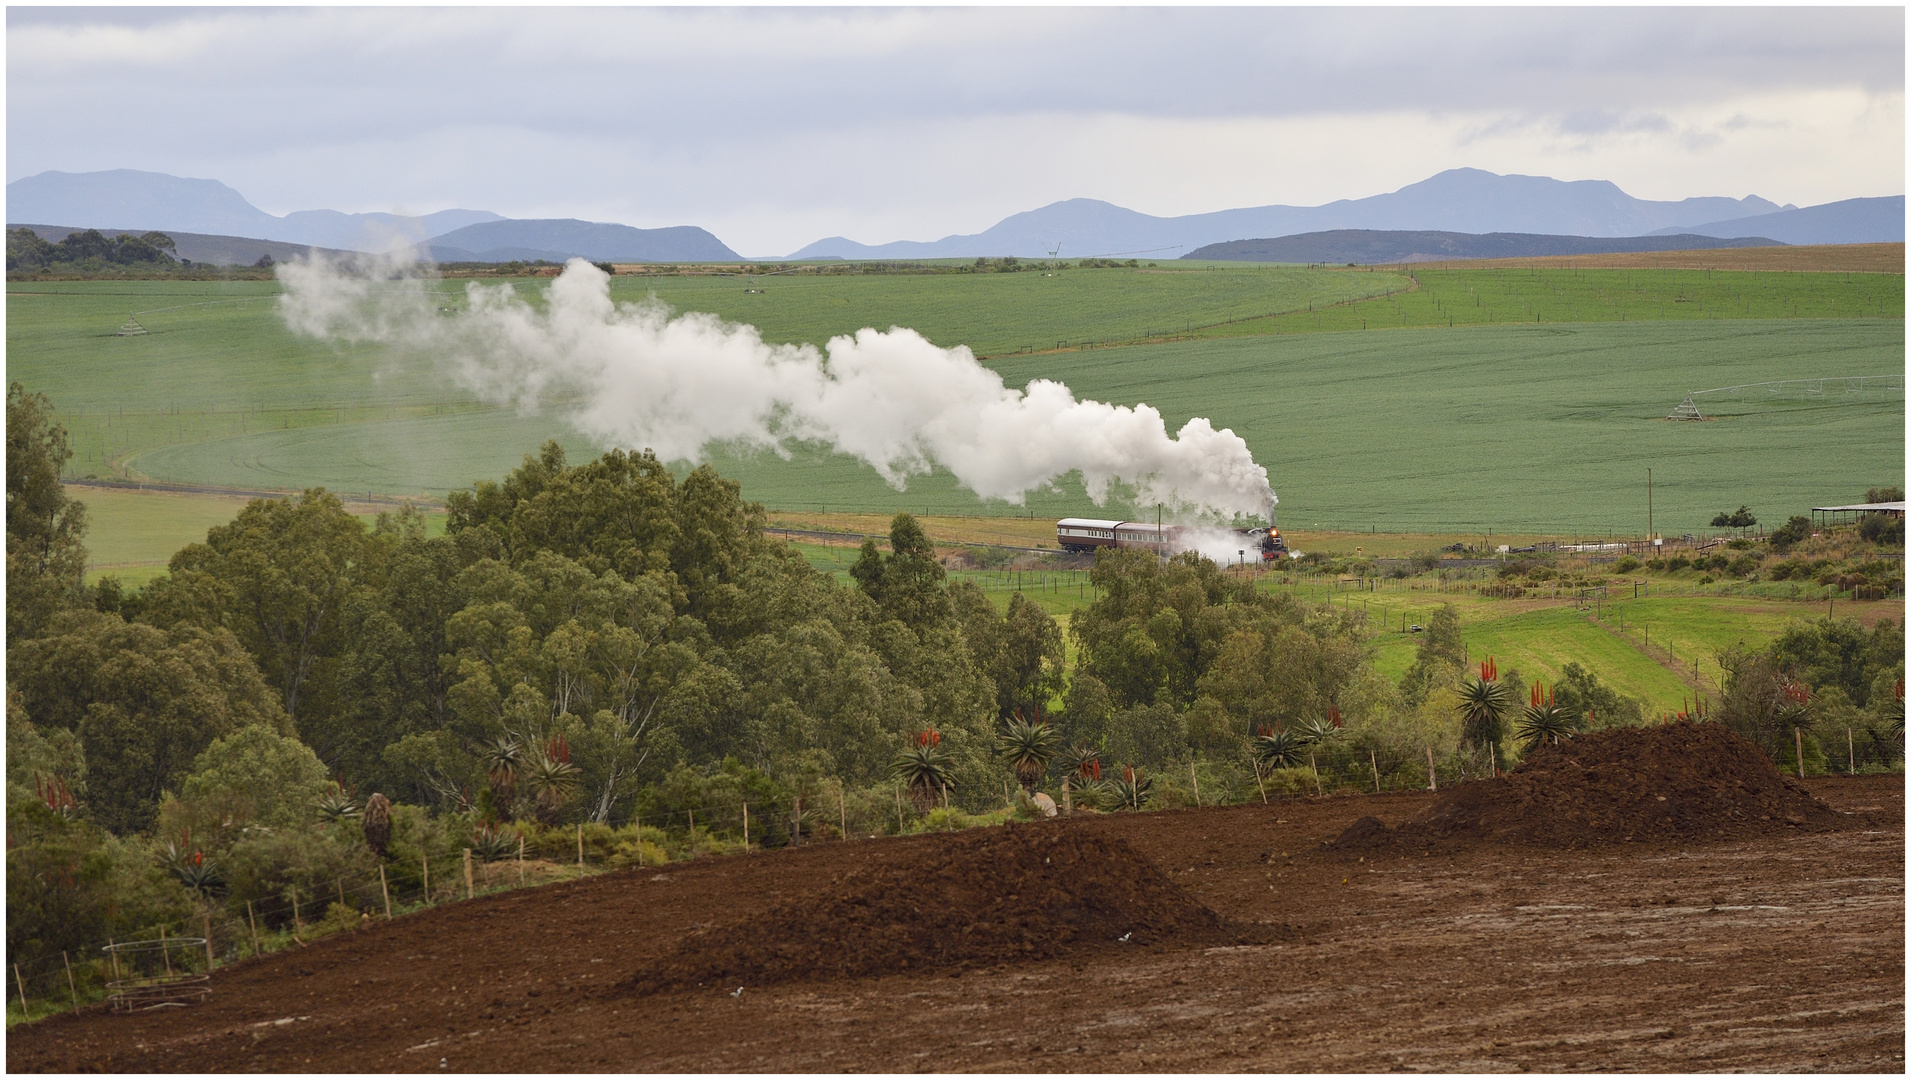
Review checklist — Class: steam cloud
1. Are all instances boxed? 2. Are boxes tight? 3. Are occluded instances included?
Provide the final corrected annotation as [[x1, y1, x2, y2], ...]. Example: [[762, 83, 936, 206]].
[[278, 256, 1276, 519]]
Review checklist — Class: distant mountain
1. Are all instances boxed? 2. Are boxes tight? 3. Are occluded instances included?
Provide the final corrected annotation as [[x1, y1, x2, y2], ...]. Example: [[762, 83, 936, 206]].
[[7, 223, 350, 267], [423, 219, 741, 263], [5, 169, 503, 249], [1647, 196, 1905, 246], [786, 169, 1794, 260], [1186, 229, 1785, 264]]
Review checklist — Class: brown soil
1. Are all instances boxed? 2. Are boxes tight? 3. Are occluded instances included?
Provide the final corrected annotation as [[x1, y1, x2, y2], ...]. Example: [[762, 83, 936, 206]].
[[1407, 242, 1904, 273], [1337, 721, 1847, 851], [628, 827, 1272, 994], [7, 775, 1901, 1073]]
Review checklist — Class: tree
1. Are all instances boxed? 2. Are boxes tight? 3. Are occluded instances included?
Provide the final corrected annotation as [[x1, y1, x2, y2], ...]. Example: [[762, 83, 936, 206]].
[[7, 384, 89, 640], [1399, 603, 1465, 706], [1711, 505, 1756, 531], [1454, 658, 1515, 774], [890, 730, 954, 813], [155, 489, 371, 725], [1768, 515, 1813, 553], [9, 611, 290, 834], [175, 724, 331, 831], [996, 716, 1061, 793], [849, 514, 950, 633], [1550, 661, 1645, 729]]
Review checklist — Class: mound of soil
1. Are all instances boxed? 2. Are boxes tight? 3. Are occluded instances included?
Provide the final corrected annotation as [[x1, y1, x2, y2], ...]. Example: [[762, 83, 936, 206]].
[[624, 825, 1261, 993], [1337, 721, 1843, 851]]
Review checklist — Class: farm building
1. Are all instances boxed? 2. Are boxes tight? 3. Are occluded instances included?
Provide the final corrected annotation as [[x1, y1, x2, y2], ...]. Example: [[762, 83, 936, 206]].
[[1811, 501, 1905, 527]]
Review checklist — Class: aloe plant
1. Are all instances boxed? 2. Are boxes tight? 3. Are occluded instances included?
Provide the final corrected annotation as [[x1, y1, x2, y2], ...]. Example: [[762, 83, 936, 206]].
[[315, 781, 360, 824], [1251, 725, 1310, 770], [523, 737, 581, 824], [996, 715, 1061, 793], [482, 735, 525, 820], [1456, 658, 1515, 772], [1514, 683, 1581, 751], [890, 730, 954, 814]]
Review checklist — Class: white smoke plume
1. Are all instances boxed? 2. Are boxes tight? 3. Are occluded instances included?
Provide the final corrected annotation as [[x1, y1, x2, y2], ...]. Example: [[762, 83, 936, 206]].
[[278, 256, 1277, 520]]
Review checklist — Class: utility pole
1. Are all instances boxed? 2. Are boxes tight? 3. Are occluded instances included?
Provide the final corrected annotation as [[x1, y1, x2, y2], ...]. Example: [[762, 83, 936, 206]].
[[1647, 468, 1653, 541]]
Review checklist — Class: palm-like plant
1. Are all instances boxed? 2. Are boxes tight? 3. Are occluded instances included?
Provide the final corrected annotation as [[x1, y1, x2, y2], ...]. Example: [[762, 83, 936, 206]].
[[1102, 765, 1152, 812], [522, 737, 581, 825], [1296, 714, 1340, 746], [471, 822, 520, 863], [1060, 744, 1102, 781], [890, 730, 955, 814], [1889, 679, 1905, 747], [158, 831, 224, 897], [996, 714, 1062, 793], [1251, 725, 1310, 770], [315, 780, 360, 824], [1456, 658, 1515, 773], [1514, 683, 1580, 751], [482, 735, 525, 820]]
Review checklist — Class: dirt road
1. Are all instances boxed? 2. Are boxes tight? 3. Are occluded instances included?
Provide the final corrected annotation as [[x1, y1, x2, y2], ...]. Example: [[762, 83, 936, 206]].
[[8, 776, 1901, 1072]]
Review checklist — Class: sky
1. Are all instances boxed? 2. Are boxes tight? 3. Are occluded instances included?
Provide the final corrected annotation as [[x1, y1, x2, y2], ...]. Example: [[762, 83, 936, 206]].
[[7, 6, 1905, 256]]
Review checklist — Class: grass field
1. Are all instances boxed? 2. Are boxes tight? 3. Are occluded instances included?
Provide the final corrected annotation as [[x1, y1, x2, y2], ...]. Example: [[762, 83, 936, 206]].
[[1411, 242, 1905, 274], [606, 262, 1411, 358], [10, 268, 1903, 532], [1249, 266, 1904, 336]]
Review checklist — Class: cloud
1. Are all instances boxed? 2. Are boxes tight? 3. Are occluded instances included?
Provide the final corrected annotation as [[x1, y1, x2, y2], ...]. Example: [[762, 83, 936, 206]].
[[7, 8, 1902, 252]]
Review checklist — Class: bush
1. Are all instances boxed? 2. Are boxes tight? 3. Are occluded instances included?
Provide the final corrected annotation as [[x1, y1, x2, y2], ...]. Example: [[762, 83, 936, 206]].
[[1727, 554, 1760, 578], [1859, 514, 1904, 546], [1613, 556, 1641, 573], [6, 798, 196, 974], [1768, 514, 1813, 552]]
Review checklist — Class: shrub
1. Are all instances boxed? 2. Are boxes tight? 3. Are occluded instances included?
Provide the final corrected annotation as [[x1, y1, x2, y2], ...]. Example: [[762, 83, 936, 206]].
[[1768, 515, 1813, 552], [1727, 554, 1760, 578], [1666, 556, 1692, 572], [1612, 556, 1641, 573]]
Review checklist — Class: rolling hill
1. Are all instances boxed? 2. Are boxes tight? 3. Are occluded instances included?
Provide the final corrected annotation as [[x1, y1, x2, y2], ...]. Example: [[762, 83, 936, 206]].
[[1185, 230, 1784, 264]]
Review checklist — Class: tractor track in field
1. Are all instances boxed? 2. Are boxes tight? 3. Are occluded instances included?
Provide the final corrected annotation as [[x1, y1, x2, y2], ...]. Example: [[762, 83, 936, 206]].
[[8, 775, 1899, 1073]]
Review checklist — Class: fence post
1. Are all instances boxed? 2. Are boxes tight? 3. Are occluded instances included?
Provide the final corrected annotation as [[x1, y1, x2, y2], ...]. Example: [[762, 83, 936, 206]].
[[1426, 745, 1438, 792], [840, 789, 848, 840], [1795, 727, 1806, 780], [688, 809, 697, 859], [108, 938, 121, 984], [463, 848, 474, 900], [379, 865, 392, 918], [517, 834, 525, 886], [15, 963, 30, 1020], [63, 951, 78, 1011], [1848, 728, 1857, 774], [421, 853, 430, 905], [1190, 763, 1201, 807], [203, 912, 216, 971], [1370, 749, 1381, 794], [743, 803, 750, 849], [576, 824, 584, 869]]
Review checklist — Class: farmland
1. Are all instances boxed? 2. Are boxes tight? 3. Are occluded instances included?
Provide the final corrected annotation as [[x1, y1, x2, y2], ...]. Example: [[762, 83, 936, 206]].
[[8, 776, 1901, 1071], [8, 262, 1903, 532]]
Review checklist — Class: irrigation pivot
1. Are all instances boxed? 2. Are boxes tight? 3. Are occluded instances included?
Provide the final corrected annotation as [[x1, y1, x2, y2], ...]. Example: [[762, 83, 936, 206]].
[[1667, 374, 1905, 419]]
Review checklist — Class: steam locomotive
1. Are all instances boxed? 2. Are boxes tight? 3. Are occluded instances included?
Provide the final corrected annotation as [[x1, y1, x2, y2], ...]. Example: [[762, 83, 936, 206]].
[[1055, 518, 1289, 560]]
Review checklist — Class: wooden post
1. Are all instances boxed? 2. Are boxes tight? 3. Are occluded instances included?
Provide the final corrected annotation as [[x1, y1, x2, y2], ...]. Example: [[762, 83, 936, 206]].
[[1426, 745, 1438, 792], [1310, 753, 1322, 797], [245, 902, 260, 953], [203, 912, 216, 971], [516, 835, 524, 886], [688, 809, 697, 859], [15, 964, 30, 1020], [162, 927, 174, 975], [1795, 727, 1806, 780], [794, 794, 802, 844], [379, 865, 392, 918], [463, 848, 474, 900], [1190, 764, 1200, 807], [1062, 776, 1073, 814], [336, 877, 346, 910], [895, 786, 905, 832], [576, 823, 584, 869], [63, 951, 78, 1011], [743, 802, 750, 848], [1370, 749, 1381, 793], [634, 811, 644, 867], [1848, 728, 1857, 775], [840, 789, 848, 840], [1251, 762, 1268, 804], [422, 853, 430, 904]]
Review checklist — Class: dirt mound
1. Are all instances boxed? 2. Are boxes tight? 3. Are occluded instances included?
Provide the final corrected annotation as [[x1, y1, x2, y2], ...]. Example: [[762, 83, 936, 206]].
[[1337, 722, 1843, 851], [624, 824, 1259, 993]]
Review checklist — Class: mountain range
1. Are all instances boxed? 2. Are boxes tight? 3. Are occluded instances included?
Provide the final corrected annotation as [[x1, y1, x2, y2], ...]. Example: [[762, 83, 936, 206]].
[[1185, 230, 1784, 264], [7, 167, 1903, 265]]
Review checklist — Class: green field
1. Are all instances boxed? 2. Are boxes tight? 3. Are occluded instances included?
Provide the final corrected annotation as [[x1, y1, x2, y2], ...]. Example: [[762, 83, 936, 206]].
[[609, 262, 1411, 357], [1255, 266, 1905, 335], [9, 268, 1903, 532]]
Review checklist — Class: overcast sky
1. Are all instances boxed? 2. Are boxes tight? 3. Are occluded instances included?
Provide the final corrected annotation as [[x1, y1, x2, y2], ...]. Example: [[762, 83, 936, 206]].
[[8, 6, 1904, 255]]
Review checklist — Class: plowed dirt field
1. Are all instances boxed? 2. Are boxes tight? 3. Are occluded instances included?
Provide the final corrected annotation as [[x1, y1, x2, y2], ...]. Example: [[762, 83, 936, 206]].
[[8, 776, 1901, 1073]]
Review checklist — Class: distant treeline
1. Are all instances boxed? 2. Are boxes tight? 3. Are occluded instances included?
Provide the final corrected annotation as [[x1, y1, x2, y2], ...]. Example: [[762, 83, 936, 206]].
[[7, 227, 274, 279]]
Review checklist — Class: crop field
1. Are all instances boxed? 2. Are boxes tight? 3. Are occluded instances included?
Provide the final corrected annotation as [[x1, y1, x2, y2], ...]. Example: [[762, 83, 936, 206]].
[[8, 268, 1903, 532], [1412, 242, 1905, 274], [607, 262, 1411, 358], [9, 776, 1901, 1071], [1250, 266, 1904, 335]]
